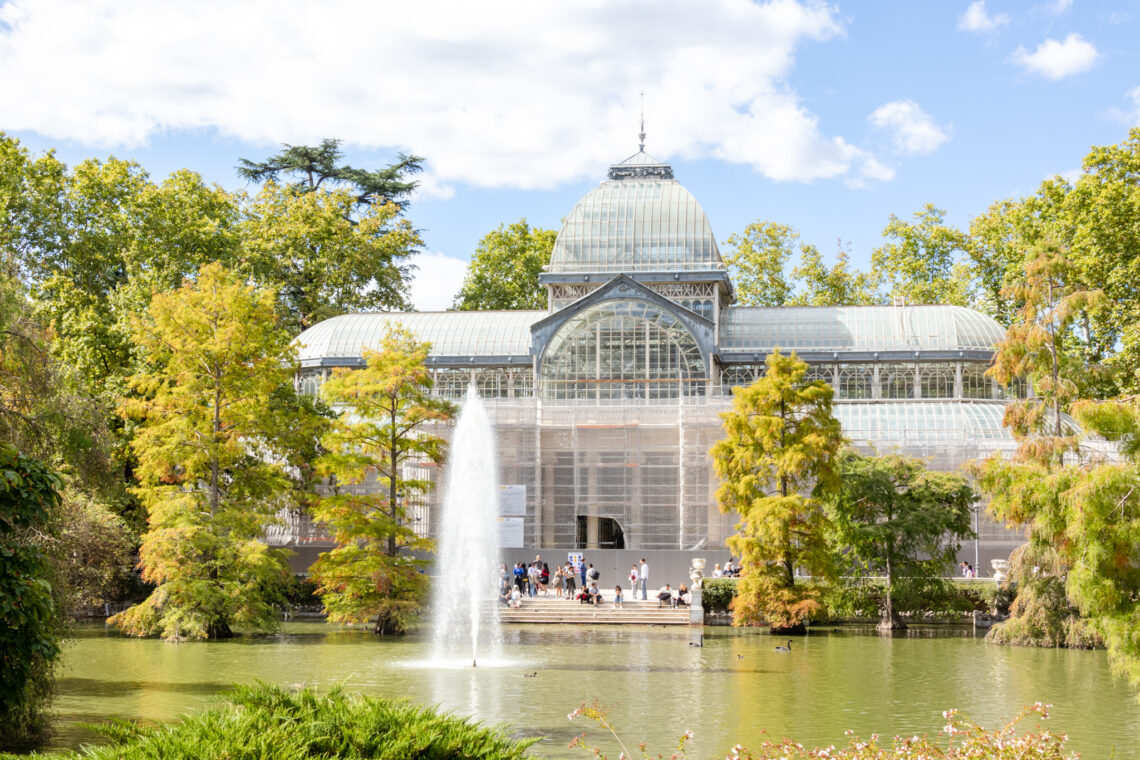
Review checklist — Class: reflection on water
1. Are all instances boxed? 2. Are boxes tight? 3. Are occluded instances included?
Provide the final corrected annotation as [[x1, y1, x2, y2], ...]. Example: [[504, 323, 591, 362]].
[[40, 622, 1140, 758]]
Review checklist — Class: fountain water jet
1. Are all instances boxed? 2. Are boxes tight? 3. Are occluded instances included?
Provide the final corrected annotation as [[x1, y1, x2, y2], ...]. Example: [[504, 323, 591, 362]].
[[430, 385, 501, 666]]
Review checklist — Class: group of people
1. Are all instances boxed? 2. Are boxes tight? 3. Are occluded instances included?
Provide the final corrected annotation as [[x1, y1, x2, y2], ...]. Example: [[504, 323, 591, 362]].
[[497, 556, 710, 611], [711, 559, 739, 578], [959, 561, 977, 578]]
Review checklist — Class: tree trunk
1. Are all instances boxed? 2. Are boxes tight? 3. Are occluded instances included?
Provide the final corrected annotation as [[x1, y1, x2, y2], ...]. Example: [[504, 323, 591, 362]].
[[207, 619, 234, 639], [878, 553, 906, 632], [388, 399, 398, 557]]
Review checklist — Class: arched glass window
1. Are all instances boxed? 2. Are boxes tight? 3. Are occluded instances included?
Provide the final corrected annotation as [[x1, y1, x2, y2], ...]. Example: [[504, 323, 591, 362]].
[[433, 369, 470, 399], [720, 365, 756, 391], [838, 364, 873, 399], [297, 370, 322, 397], [804, 364, 834, 387], [962, 363, 993, 399], [475, 369, 509, 398], [881, 363, 914, 399], [919, 363, 955, 399], [541, 299, 707, 401]]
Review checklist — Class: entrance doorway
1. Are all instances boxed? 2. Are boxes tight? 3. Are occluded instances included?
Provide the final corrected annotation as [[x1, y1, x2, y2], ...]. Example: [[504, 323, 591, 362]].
[[576, 515, 625, 549]]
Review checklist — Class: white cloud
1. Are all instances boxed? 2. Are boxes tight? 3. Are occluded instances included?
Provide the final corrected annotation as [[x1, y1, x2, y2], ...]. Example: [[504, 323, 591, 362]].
[[409, 251, 469, 311], [1047, 0, 1073, 15], [1127, 86, 1140, 125], [1011, 33, 1099, 79], [0, 0, 891, 187], [1106, 86, 1140, 126], [958, 1, 1011, 34], [868, 100, 949, 155]]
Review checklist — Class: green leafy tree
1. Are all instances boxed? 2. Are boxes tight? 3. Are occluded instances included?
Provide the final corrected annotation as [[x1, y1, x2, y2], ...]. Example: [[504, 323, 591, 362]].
[[710, 350, 844, 632], [1060, 128, 1140, 392], [237, 138, 423, 212], [452, 219, 556, 311], [0, 444, 64, 746], [977, 399, 1140, 694], [966, 179, 1070, 327], [240, 182, 422, 332], [723, 221, 798, 306], [790, 241, 880, 306], [871, 204, 972, 306], [312, 327, 454, 634], [822, 450, 975, 631], [110, 263, 318, 640]]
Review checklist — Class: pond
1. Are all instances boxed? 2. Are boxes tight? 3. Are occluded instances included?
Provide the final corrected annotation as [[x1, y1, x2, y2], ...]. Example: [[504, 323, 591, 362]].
[[43, 622, 1140, 758]]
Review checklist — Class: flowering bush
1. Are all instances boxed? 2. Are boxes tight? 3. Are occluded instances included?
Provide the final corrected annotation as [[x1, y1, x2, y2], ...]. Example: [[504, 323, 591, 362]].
[[568, 701, 1076, 760]]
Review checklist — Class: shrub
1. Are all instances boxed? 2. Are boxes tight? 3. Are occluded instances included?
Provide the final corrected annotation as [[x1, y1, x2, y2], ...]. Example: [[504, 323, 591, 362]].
[[822, 577, 986, 622], [3, 683, 536, 760], [701, 578, 737, 613]]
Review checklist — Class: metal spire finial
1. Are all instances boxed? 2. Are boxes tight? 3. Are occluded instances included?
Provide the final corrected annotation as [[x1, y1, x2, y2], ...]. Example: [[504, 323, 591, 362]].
[[638, 91, 646, 153]]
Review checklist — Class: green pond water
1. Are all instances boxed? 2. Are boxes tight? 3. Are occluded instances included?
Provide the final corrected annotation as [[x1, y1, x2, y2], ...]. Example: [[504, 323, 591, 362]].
[[42, 622, 1140, 758]]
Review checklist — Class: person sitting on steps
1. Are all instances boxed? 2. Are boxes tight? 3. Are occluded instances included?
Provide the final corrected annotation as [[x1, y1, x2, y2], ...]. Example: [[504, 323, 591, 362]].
[[657, 583, 674, 608]]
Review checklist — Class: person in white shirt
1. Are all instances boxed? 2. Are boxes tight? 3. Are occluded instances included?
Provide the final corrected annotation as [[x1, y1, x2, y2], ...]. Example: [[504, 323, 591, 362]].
[[712, 563, 723, 578], [639, 558, 649, 600]]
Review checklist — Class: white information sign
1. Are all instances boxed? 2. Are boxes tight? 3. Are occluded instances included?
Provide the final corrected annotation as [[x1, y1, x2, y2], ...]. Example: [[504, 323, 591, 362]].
[[498, 485, 527, 517], [498, 517, 525, 548]]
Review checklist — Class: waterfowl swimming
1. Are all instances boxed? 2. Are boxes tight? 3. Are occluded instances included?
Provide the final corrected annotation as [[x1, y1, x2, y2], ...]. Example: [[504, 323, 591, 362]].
[[523, 672, 538, 678], [774, 640, 792, 652]]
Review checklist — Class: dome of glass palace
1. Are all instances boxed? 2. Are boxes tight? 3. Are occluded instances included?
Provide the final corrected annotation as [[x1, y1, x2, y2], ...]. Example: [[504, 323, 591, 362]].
[[548, 151, 723, 274]]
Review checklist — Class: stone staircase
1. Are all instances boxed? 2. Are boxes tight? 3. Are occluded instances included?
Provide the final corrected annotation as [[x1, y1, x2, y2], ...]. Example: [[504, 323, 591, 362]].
[[497, 595, 691, 625]]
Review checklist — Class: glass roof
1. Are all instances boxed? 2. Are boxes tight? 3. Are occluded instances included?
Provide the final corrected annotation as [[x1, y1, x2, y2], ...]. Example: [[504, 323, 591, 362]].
[[295, 311, 544, 362], [834, 401, 1010, 442], [548, 179, 723, 273], [722, 305, 1006, 353]]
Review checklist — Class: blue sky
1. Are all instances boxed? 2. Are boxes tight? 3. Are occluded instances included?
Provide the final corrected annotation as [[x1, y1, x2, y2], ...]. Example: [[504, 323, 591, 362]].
[[2, 0, 1138, 310]]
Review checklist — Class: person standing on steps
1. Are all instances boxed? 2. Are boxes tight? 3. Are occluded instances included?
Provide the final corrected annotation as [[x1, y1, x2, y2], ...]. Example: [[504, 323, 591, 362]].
[[587, 563, 600, 587], [578, 556, 587, 588], [639, 558, 649, 600], [564, 562, 576, 599]]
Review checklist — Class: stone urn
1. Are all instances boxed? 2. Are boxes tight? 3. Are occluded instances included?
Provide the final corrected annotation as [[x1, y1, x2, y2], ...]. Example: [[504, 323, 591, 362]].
[[689, 557, 706, 587], [991, 559, 1010, 584]]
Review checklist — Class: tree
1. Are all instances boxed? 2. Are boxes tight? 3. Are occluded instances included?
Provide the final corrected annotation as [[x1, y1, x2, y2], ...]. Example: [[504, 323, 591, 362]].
[[237, 138, 423, 212], [977, 400, 1140, 693], [0, 444, 63, 745], [1059, 128, 1140, 393], [987, 240, 1102, 466], [110, 263, 318, 640], [452, 219, 556, 311], [975, 241, 1107, 653], [790, 240, 880, 306], [966, 179, 1070, 327], [871, 204, 972, 306], [710, 350, 844, 632], [311, 327, 454, 634], [722, 221, 798, 306], [240, 182, 422, 332], [822, 450, 975, 631]]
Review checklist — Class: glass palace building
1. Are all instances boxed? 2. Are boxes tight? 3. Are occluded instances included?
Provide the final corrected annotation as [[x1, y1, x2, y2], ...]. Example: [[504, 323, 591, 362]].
[[291, 149, 1023, 568]]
